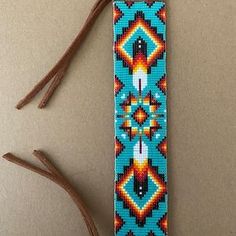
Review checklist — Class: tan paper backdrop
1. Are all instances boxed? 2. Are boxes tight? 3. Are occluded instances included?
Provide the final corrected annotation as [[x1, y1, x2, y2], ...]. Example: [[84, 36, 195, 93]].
[[0, 0, 235, 235]]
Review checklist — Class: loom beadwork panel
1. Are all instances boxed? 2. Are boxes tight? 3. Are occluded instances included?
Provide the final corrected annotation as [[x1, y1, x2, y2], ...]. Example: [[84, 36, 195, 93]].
[[113, 1, 167, 235]]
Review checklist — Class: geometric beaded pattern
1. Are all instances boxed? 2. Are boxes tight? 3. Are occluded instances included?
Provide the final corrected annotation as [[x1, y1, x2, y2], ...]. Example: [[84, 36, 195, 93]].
[[114, 1, 167, 235]]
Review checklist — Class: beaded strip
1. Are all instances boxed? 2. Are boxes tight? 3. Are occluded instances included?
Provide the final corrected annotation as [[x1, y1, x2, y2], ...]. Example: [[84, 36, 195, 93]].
[[114, 1, 167, 235]]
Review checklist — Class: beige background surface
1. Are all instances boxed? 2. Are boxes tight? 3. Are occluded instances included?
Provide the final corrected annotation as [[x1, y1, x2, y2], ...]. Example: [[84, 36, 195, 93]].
[[0, 0, 235, 235]]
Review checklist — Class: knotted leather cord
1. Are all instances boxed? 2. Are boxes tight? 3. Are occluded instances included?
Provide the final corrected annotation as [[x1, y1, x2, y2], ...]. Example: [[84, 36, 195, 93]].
[[16, 0, 112, 109], [3, 151, 99, 236]]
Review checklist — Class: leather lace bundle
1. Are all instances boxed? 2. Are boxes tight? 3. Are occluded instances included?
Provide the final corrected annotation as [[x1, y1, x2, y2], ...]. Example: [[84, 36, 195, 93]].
[[3, 0, 112, 236], [16, 0, 111, 110], [3, 151, 99, 236]]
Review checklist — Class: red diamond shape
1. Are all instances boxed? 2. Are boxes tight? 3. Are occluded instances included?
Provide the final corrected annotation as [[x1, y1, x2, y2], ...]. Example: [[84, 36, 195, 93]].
[[113, 4, 123, 24], [157, 137, 167, 158], [115, 213, 125, 233], [125, 1, 134, 8], [115, 137, 125, 158], [156, 5, 166, 24], [158, 213, 168, 235], [145, 0, 155, 7], [132, 106, 149, 126], [114, 76, 124, 96], [157, 74, 167, 95]]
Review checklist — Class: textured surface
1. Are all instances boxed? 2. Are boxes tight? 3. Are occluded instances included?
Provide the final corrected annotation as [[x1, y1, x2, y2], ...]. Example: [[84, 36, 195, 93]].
[[114, 2, 167, 235], [0, 0, 235, 236]]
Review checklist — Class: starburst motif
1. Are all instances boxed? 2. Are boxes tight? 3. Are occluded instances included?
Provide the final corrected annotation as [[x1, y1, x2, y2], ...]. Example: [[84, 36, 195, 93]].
[[118, 92, 162, 141]]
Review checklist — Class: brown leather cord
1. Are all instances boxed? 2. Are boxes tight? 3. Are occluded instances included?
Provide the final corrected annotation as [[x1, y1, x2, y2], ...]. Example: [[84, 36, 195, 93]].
[[3, 151, 99, 236], [8, 1, 113, 234], [16, 0, 112, 109]]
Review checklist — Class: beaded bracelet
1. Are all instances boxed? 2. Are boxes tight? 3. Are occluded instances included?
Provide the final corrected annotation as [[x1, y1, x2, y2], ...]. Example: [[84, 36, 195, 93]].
[[3, 1, 167, 235]]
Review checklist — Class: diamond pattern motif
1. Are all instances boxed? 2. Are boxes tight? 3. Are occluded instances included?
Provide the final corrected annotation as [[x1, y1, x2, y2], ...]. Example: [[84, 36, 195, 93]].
[[132, 106, 149, 126]]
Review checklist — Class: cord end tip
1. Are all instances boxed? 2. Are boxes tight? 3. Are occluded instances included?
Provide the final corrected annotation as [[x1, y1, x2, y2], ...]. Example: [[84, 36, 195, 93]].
[[2, 153, 12, 160], [38, 104, 46, 109], [16, 101, 24, 110]]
